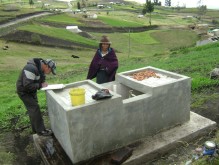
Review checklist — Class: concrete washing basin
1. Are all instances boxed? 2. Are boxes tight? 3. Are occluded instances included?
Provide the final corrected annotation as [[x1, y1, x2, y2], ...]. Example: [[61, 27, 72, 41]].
[[46, 66, 191, 163]]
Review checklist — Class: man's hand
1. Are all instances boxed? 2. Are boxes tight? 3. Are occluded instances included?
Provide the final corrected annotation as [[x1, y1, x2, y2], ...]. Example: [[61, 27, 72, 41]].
[[41, 82, 48, 88]]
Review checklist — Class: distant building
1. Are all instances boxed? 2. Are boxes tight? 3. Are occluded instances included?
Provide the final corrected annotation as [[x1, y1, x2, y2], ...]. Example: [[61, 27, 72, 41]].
[[66, 26, 82, 33], [212, 29, 219, 36], [138, 15, 144, 18], [196, 24, 208, 29], [87, 14, 98, 19], [97, 4, 104, 8]]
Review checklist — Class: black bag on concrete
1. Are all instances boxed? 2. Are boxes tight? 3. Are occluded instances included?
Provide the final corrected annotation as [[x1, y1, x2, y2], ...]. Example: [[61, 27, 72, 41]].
[[92, 89, 113, 100]]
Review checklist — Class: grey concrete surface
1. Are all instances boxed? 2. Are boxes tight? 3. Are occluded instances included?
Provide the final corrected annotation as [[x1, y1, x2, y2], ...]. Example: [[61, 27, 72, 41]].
[[46, 67, 192, 163], [33, 111, 216, 165], [123, 112, 217, 165]]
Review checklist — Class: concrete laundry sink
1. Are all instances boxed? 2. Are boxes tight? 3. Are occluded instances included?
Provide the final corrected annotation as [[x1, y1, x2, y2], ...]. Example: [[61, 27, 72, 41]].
[[46, 66, 191, 163]]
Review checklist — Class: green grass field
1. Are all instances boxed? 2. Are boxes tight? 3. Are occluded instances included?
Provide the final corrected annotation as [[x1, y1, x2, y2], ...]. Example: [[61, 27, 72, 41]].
[[18, 24, 98, 47], [1, 33, 218, 129], [37, 13, 83, 25]]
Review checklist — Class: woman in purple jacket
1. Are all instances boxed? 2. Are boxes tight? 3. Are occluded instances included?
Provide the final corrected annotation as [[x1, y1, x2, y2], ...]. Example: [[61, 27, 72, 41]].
[[87, 35, 119, 84]]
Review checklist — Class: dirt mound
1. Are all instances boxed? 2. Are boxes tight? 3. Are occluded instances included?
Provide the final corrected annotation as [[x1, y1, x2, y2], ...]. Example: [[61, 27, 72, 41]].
[[79, 25, 158, 33], [0, 25, 158, 49], [79, 19, 109, 27], [38, 19, 158, 33], [0, 30, 96, 50], [0, 11, 49, 25]]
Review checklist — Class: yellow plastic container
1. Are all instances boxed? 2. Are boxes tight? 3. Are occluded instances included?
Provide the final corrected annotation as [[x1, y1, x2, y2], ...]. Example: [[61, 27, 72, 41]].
[[69, 88, 85, 106]]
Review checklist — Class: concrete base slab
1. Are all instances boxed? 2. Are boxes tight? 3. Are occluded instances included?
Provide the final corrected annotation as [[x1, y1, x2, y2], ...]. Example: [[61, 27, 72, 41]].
[[123, 112, 217, 165], [33, 112, 216, 165]]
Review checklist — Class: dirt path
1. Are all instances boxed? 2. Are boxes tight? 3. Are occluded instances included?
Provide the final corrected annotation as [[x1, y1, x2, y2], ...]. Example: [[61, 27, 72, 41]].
[[0, 12, 51, 29]]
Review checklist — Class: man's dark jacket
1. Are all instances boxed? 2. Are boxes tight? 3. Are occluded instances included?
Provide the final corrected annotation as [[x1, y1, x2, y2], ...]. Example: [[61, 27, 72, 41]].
[[16, 58, 45, 95]]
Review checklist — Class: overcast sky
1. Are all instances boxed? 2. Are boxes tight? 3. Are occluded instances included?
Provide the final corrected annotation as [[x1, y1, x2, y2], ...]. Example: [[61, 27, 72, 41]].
[[135, 0, 219, 9]]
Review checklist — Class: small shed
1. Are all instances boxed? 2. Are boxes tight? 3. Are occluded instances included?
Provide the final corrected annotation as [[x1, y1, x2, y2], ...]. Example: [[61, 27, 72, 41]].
[[138, 15, 144, 18], [97, 4, 104, 8], [66, 26, 82, 33], [212, 29, 219, 36], [87, 14, 97, 19]]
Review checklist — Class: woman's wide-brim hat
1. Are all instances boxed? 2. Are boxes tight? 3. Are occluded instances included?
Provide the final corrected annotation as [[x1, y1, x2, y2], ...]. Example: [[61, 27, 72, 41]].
[[99, 35, 111, 44]]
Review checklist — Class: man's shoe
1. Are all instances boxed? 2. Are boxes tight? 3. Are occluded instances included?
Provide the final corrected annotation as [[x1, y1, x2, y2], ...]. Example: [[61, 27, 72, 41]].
[[37, 129, 53, 136]]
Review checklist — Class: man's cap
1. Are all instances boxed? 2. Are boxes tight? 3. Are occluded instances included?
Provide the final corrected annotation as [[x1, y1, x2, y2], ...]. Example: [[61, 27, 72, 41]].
[[45, 59, 56, 75], [99, 35, 111, 44]]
